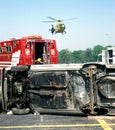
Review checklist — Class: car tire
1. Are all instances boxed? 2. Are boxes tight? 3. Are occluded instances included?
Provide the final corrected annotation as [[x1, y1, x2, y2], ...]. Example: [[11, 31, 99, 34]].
[[12, 108, 30, 115]]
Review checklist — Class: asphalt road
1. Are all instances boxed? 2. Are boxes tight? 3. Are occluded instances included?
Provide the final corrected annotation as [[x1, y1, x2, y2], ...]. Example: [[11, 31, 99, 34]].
[[0, 113, 115, 130]]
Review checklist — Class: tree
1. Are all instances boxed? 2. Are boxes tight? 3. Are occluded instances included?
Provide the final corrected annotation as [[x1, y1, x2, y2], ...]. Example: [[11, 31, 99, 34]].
[[83, 48, 93, 62], [59, 49, 72, 63], [71, 50, 84, 63], [58, 45, 114, 63], [92, 45, 104, 61]]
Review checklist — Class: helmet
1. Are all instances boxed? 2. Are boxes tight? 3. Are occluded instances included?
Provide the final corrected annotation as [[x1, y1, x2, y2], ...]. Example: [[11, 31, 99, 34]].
[[37, 58, 42, 63]]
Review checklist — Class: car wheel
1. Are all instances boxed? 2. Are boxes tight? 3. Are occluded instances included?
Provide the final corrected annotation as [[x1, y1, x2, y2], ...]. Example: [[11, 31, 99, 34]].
[[12, 108, 30, 115]]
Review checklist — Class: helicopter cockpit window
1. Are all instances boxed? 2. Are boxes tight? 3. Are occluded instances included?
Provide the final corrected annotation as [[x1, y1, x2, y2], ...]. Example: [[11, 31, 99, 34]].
[[6, 45, 12, 52], [60, 24, 62, 27], [0, 47, 2, 53], [61, 24, 65, 27]]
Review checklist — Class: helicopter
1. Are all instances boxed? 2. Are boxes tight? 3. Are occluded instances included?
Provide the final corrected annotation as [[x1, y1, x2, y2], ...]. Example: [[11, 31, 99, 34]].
[[43, 17, 77, 35]]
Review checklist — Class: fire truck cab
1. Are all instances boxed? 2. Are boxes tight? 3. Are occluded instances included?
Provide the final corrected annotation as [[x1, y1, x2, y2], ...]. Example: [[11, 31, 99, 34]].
[[0, 35, 58, 67]]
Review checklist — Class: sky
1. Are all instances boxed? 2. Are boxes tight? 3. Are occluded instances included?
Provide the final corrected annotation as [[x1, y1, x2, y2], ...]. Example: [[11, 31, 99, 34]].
[[0, 0, 115, 51]]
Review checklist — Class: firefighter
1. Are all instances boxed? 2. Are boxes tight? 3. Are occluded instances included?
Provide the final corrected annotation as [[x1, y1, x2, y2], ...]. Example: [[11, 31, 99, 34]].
[[35, 58, 43, 64]]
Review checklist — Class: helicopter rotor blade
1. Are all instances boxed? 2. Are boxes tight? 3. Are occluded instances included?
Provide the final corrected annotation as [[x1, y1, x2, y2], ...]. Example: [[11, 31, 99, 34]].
[[42, 21, 56, 23], [43, 16, 78, 23], [62, 17, 78, 21], [47, 16, 58, 21]]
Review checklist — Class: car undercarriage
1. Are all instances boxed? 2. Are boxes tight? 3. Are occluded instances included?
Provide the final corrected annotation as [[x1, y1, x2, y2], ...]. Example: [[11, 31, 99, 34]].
[[0, 63, 115, 115]]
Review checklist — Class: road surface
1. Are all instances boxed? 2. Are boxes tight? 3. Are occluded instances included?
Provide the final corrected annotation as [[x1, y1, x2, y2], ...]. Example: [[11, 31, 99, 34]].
[[0, 113, 115, 130]]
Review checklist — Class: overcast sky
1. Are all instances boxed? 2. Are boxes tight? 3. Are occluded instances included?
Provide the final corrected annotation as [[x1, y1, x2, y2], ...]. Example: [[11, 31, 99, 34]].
[[0, 0, 115, 51]]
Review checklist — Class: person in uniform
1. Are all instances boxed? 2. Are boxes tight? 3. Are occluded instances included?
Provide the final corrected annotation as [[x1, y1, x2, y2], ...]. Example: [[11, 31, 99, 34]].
[[35, 58, 43, 64]]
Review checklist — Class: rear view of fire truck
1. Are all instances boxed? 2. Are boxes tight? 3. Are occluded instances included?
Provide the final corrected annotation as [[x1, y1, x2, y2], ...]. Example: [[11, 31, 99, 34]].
[[0, 35, 58, 67]]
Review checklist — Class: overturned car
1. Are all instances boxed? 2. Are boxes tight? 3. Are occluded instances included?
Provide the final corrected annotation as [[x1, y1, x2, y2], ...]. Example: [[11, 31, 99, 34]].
[[0, 63, 115, 115]]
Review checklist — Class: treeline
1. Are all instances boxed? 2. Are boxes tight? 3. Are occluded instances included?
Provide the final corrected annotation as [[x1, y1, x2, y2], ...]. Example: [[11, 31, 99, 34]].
[[58, 45, 114, 63]]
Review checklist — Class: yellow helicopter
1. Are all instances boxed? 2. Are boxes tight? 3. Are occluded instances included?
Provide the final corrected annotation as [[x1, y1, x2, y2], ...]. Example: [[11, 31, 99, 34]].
[[43, 17, 77, 34]]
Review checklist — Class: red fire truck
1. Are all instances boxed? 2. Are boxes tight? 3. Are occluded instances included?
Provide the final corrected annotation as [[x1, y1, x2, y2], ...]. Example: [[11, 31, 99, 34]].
[[0, 35, 58, 67]]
